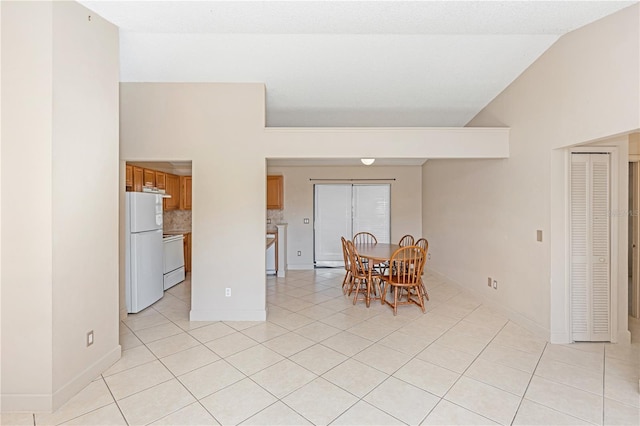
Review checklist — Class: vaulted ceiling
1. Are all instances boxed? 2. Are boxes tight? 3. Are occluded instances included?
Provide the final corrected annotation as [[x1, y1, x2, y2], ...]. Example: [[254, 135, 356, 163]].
[[81, 1, 636, 128]]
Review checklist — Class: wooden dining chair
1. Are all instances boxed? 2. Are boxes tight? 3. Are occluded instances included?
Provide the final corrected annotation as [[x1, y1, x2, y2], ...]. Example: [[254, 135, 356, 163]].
[[398, 234, 415, 247], [380, 245, 426, 315], [353, 232, 377, 245], [340, 236, 353, 294], [415, 238, 430, 301], [346, 240, 381, 306]]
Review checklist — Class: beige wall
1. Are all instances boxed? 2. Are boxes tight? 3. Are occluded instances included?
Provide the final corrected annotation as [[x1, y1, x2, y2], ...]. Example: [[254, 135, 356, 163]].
[[1, 1, 120, 412], [422, 4, 639, 341], [266, 166, 423, 269]]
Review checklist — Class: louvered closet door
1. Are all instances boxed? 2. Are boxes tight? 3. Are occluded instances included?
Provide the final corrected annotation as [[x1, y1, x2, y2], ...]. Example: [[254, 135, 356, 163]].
[[570, 153, 611, 341]]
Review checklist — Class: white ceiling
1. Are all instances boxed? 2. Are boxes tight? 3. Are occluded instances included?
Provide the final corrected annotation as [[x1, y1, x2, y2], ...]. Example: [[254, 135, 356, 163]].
[[80, 1, 635, 166]]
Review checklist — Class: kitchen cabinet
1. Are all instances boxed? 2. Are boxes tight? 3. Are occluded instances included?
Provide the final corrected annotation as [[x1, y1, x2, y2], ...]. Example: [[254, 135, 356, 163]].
[[164, 173, 180, 211], [267, 175, 284, 209], [143, 169, 156, 188], [180, 176, 192, 210], [125, 165, 133, 190], [155, 171, 166, 190], [132, 166, 144, 192], [183, 232, 192, 273]]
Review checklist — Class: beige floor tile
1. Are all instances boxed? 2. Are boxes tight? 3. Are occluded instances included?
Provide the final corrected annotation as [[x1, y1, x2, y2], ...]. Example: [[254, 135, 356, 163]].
[[150, 402, 219, 425], [479, 342, 541, 373], [282, 378, 358, 425], [492, 323, 547, 355], [378, 330, 434, 356], [320, 331, 374, 357], [346, 321, 398, 342], [604, 342, 640, 363], [188, 322, 236, 343], [102, 345, 156, 377], [319, 312, 364, 330], [0, 413, 34, 426], [61, 403, 127, 426], [223, 320, 263, 331], [534, 356, 603, 395], [463, 306, 509, 330], [428, 303, 475, 320], [119, 332, 144, 351], [524, 375, 603, 424], [364, 377, 439, 425], [356, 343, 412, 375], [289, 344, 348, 375], [262, 332, 315, 357], [422, 399, 499, 425], [250, 359, 317, 398], [293, 321, 342, 342], [512, 399, 592, 425], [104, 360, 173, 400], [205, 332, 258, 358], [134, 322, 184, 344], [178, 359, 245, 399], [604, 373, 640, 408], [268, 312, 316, 331], [543, 344, 604, 373], [416, 342, 476, 374], [35, 379, 115, 426], [604, 397, 640, 425], [322, 358, 389, 397], [117, 379, 195, 426], [332, 400, 404, 425], [605, 355, 640, 379], [160, 344, 220, 376], [123, 312, 170, 331], [465, 358, 532, 396], [146, 332, 200, 358], [296, 304, 339, 321], [449, 319, 502, 340], [394, 358, 459, 397], [241, 322, 289, 343], [444, 376, 521, 425], [200, 378, 277, 425], [226, 345, 284, 375], [435, 330, 490, 356], [240, 401, 312, 425]]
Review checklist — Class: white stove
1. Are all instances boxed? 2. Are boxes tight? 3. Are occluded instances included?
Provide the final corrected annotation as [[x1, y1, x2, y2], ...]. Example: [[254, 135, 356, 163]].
[[163, 234, 185, 290]]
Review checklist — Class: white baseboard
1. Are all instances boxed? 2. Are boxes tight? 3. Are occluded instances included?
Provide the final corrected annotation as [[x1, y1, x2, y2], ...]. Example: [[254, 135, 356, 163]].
[[190, 309, 267, 321], [550, 331, 571, 344], [1, 345, 121, 413]]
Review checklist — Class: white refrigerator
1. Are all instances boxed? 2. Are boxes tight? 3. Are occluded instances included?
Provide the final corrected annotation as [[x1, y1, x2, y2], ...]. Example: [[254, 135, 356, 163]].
[[125, 192, 164, 313]]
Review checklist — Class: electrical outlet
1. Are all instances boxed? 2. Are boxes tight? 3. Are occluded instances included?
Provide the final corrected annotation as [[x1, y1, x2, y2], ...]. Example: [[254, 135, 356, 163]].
[[427, 253, 431, 260], [267, 219, 271, 224], [225, 288, 231, 297], [493, 280, 498, 289], [303, 218, 310, 224], [297, 251, 302, 256], [86, 330, 94, 347], [488, 277, 492, 287], [537, 229, 543, 242]]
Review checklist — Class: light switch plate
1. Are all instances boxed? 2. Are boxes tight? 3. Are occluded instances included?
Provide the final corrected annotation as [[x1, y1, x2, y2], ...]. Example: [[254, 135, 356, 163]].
[[537, 230, 543, 242]]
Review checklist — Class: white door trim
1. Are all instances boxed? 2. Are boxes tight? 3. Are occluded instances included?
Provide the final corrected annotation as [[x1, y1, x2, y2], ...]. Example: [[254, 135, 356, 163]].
[[568, 146, 618, 342]]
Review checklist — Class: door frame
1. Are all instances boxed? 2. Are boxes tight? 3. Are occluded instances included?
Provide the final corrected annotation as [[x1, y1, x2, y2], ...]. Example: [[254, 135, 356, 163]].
[[567, 146, 619, 342], [629, 156, 640, 318]]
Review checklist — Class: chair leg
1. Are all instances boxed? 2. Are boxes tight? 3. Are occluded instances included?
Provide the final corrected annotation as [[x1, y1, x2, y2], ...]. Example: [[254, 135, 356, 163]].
[[393, 286, 398, 316]]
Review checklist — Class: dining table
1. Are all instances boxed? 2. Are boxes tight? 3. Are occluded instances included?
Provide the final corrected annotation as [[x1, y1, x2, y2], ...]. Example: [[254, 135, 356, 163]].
[[353, 242, 400, 307]]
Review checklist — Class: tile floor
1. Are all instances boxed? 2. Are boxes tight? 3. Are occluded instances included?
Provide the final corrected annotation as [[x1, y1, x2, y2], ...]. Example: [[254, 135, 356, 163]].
[[3, 270, 639, 425]]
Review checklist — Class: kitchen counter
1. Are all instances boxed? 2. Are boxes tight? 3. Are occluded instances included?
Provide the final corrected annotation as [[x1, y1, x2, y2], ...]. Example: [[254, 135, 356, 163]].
[[163, 230, 191, 234]]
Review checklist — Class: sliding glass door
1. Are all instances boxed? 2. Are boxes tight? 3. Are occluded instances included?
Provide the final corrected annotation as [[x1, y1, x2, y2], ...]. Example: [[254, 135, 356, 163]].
[[314, 184, 390, 267]]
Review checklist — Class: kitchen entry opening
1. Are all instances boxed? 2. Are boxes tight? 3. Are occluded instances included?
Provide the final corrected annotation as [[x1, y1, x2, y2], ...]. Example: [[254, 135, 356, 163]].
[[314, 183, 390, 267]]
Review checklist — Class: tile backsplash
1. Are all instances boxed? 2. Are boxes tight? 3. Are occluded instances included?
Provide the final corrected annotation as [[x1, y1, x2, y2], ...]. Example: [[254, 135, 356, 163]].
[[267, 209, 284, 232], [164, 210, 192, 232]]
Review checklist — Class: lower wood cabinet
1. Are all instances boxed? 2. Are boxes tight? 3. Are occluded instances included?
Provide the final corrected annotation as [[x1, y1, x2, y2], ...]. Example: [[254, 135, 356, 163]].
[[183, 232, 192, 273]]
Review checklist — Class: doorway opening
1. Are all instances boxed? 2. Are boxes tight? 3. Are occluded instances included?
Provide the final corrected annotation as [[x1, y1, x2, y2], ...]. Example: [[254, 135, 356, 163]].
[[628, 161, 640, 319]]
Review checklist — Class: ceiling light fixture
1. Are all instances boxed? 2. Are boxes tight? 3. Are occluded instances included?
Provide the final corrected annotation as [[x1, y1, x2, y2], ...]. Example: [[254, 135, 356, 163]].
[[360, 158, 375, 165]]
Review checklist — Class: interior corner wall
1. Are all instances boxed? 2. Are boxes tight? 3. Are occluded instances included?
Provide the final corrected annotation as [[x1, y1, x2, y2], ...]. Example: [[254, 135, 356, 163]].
[[119, 83, 268, 321], [1, 1, 120, 412], [422, 4, 640, 339], [266, 165, 423, 270]]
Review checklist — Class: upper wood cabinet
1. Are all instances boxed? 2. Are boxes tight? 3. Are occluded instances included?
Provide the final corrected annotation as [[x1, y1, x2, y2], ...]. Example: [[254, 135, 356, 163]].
[[155, 171, 166, 190], [267, 175, 284, 209], [180, 176, 192, 210], [143, 169, 156, 188], [164, 173, 180, 211], [132, 166, 144, 192], [125, 165, 133, 190]]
